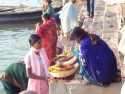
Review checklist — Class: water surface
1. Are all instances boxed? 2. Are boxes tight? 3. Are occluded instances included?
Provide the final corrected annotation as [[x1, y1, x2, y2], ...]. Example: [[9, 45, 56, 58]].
[[0, 24, 35, 72]]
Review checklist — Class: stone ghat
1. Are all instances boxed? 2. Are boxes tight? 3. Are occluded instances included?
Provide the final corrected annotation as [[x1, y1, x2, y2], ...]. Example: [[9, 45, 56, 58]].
[[49, 79, 122, 94], [0, 79, 122, 94]]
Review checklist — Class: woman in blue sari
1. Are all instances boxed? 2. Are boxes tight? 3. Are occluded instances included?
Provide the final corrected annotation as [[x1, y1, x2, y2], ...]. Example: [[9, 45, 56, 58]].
[[70, 26, 118, 86]]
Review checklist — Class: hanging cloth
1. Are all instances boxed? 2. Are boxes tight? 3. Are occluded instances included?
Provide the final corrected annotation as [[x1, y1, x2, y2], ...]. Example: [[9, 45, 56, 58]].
[[118, 26, 125, 55], [118, 26, 125, 64], [102, 0, 125, 5]]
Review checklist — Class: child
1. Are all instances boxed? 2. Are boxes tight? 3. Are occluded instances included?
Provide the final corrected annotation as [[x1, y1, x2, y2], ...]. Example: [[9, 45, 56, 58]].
[[24, 34, 49, 94]]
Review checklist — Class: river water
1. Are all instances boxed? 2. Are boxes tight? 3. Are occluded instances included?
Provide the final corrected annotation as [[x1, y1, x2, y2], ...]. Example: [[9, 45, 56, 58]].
[[0, 0, 41, 7], [0, 24, 35, 72], [0, 24, 35, 93], [0, 0, 62, 7]]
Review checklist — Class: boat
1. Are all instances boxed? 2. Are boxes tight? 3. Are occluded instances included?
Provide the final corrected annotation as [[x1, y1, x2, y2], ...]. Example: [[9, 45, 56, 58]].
[[0, 6, 61, 24]]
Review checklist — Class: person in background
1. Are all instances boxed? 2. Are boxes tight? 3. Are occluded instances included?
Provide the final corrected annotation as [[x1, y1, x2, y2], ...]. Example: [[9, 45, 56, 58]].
[[36, 13, 58, 66], [59, 0, 78, 38], [42, 0, 55, 17], [70, 26, 118, 86], [0, 62, 28, 94], [24, 34, 50, 94], [62, 0, 69, 6], [87, 0, 95, 18], [41, 0, 62, 26]]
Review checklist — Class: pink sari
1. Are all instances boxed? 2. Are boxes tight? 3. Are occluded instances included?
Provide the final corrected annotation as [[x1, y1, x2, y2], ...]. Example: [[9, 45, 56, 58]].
[[24, 48, 49, 94]]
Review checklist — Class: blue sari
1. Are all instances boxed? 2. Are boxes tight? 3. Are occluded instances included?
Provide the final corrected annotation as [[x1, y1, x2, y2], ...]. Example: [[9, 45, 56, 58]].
[[79, 35, 117, 85]]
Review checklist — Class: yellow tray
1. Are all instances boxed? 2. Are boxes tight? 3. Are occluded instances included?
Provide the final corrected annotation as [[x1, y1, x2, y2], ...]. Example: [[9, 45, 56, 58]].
[[49, 63, 79, 78]]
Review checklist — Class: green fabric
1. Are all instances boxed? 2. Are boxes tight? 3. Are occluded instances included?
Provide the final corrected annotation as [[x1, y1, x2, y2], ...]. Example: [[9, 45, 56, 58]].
[[1, 62, 28, 94], [45, 4, 55, 16], [1, 80, 20, 94]]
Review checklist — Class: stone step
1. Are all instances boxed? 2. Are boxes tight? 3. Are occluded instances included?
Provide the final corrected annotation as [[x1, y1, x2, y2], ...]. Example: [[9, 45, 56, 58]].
[[49, 80, 122, 94]]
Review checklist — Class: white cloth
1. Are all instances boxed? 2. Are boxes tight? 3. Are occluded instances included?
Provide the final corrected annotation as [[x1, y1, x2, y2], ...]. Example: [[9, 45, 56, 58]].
[[59, 2, 78, 34], [118, 26, 125, 55], [124, 57, 125, 64], [103, 0, 125, 5], [121, 82, 125, 94], [62, 0, 68, 5], [118, 26, 125, 64]]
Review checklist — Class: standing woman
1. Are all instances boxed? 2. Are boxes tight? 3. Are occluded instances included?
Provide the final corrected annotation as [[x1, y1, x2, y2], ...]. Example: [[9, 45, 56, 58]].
[[70, 27, 118, 86], [24, 34, 50, 94], [36, 13, 58, 66], [118, 25, 125, 64], [42, 0, 55, 17], [59, 0, 78, 37]]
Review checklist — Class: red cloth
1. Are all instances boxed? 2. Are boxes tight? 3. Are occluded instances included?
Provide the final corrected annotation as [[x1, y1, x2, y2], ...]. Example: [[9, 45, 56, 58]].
[[36, 19, 58, 66]]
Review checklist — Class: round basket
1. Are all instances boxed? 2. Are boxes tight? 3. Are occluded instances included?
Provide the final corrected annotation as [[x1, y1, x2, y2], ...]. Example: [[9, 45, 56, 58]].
[[49, 63, 79, 78]]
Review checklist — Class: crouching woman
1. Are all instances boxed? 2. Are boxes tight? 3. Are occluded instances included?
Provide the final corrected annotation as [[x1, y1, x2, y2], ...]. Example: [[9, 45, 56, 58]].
[[70, 26, 118, 86]]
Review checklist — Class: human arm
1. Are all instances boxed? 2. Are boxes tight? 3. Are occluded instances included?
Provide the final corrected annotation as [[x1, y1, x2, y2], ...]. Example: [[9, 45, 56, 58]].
[[80, 37, 92, 55], [62, 56, 78, 66], [0, 71, 22, 88], [24, 54, 47, 80], [79, 37, 92, 66], [35, 23, 40, 33], [35, 23, 47, 38], [26, 68, 46, 80]]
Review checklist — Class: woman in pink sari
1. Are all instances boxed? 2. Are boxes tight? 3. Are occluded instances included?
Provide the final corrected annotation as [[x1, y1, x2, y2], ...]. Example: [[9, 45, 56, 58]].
[[36, 13, 58, 66], [24, 34, 50, 94]]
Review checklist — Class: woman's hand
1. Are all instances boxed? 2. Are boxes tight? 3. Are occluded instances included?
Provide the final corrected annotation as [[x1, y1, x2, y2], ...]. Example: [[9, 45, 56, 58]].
[[27, 68, 47, 80], [48, 77, 56, 82], [35, 23, 40, 32], [0, 72, 12, 81], [0, 72, 6, 80]]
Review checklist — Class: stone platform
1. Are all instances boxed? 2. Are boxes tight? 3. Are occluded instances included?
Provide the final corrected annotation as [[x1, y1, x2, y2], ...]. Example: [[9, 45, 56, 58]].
[[49, 0, 124, 94], [49, 79, 122, 94]]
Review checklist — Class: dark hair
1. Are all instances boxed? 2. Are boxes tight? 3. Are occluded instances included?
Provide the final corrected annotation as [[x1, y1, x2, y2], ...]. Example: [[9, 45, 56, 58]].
[[42, 13, 51, 20], [70, 27, 100, 44], [70, 26, 86, 41], [71, 0, 76, 3], [29, 34, 41, 46], [48, 0, 52, 4]]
